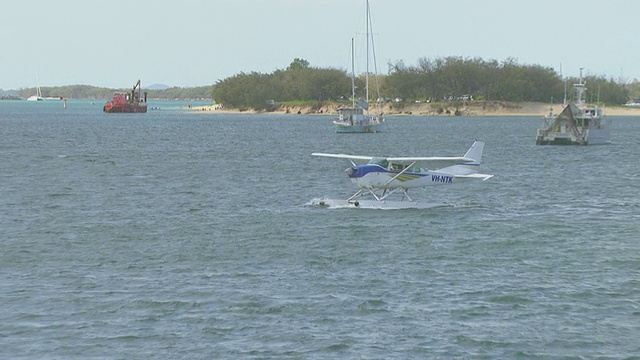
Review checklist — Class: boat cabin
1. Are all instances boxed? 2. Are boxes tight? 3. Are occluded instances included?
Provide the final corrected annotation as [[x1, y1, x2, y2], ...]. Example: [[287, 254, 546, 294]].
[[337, 107, 366, 124]]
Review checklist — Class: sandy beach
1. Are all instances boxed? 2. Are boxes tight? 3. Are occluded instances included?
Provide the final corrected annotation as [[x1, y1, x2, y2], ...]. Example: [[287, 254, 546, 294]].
[[188, 101, 640, 117]]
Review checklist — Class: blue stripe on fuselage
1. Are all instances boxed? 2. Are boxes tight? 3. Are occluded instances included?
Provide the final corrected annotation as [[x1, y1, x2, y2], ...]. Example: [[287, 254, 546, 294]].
[[348, 164, 427, 179]]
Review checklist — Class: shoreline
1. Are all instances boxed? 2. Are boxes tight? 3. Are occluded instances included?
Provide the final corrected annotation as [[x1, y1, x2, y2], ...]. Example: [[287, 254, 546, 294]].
[[187, 101, 640, 117]]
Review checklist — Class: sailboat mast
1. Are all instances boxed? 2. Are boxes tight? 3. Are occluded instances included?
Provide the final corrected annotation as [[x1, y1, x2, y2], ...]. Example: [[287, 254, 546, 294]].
[[365, 0, 370, 104], [35, 71, 42, 97], [351, 38, 356, 109]]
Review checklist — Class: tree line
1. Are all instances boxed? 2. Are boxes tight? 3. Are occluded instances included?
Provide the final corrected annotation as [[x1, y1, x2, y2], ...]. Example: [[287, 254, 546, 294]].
[[212, 57, 633, 110], [384, 57, 628, 105], [10, 57, 636, 107], [211, 58, 351, 111]]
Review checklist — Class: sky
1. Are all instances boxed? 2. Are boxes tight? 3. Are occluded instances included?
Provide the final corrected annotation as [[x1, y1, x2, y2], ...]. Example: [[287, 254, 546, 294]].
[[2, 0, 640, 90]]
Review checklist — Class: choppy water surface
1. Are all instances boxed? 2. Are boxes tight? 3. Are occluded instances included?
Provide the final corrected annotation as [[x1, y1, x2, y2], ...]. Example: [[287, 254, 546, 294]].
[[1, 100, 639, 358]]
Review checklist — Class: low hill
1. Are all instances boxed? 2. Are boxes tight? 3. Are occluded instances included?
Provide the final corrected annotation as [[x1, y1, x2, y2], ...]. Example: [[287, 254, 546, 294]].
[[145, 84, 171, 90]]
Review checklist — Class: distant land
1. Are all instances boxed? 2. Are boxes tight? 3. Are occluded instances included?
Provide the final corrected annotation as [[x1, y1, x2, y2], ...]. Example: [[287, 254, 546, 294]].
[[0, 89, 19, 96], [4, 84, 213, 101]]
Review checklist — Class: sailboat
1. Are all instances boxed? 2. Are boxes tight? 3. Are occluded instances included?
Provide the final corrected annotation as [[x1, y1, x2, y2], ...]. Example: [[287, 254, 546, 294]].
[[26, 86, 44, 101], [333, 0, 385, 133], [26, 73, 44, 101]]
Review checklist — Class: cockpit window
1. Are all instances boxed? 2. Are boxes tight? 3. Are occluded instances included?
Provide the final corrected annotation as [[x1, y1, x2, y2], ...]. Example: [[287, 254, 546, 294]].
[[369, 157, 388, 168], [391, 163, 420, 173]]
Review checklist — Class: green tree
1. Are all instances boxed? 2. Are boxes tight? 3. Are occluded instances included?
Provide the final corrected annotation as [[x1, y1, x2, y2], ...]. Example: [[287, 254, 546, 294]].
[[287, 58, 311, 71]]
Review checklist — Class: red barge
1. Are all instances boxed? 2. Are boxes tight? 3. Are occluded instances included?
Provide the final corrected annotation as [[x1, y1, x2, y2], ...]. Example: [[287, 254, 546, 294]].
[[103, 79, 148, 113]]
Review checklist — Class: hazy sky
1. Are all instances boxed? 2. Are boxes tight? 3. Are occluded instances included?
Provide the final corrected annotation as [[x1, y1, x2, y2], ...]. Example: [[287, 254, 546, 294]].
[[2, 0, 639, 90]]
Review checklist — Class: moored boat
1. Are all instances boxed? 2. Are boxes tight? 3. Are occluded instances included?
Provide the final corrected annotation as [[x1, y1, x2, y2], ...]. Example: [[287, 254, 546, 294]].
[[103, 79, 148, 113], [26, 85, 44, 101], [536, 72, 610, 145], [624, 99, 640, 107], [333, 0, 384, 133], [26, 95, 44, 101], [333, 106, 383, 133], [26, 72, 44, 101]]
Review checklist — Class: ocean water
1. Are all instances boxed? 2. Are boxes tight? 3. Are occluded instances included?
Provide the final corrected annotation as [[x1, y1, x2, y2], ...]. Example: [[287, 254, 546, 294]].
[[1, 100, 639, 359]]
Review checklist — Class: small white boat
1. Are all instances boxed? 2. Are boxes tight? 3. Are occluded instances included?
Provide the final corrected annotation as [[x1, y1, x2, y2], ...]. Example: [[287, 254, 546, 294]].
[[624, 99, 640, 107], [536, 72, 610, 145], [26, 73, 44, 101], [26, 86, 44, 101]]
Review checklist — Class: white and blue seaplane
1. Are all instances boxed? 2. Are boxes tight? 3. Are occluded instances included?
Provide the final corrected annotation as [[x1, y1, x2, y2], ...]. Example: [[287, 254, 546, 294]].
[[310, 140, 493, 209]]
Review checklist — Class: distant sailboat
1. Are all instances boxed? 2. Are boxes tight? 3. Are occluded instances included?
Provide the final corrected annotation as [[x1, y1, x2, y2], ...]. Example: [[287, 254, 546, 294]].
[[26, 73, 44, 101], [332, 0, 385, 133]]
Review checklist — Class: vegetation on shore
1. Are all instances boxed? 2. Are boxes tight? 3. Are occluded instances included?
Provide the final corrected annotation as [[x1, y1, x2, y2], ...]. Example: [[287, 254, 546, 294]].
[[212, 57, 637, 112], [7, 57, 640, 111]]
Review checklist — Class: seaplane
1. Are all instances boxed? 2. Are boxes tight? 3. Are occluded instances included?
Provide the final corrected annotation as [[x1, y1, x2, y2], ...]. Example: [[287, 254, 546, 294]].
[[310, 140, 493, 209]]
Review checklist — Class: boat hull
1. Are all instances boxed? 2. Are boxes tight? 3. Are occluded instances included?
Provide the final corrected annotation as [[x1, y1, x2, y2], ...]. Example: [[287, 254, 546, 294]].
[[536, 128, 610, 145], [103, 102, 147, 113], [334, 121, 384, 133]]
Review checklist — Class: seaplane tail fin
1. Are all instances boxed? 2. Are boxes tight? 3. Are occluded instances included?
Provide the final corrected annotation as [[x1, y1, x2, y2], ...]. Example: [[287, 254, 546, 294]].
[[438, 140, 488, 176], [463, 140, 485, 165]]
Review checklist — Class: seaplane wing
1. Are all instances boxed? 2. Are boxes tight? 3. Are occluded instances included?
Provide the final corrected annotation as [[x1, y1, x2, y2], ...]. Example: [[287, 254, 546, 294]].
[[311, 153, 373, 163], [386, 156, 474, 168], [311, 154, 473, 168]]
